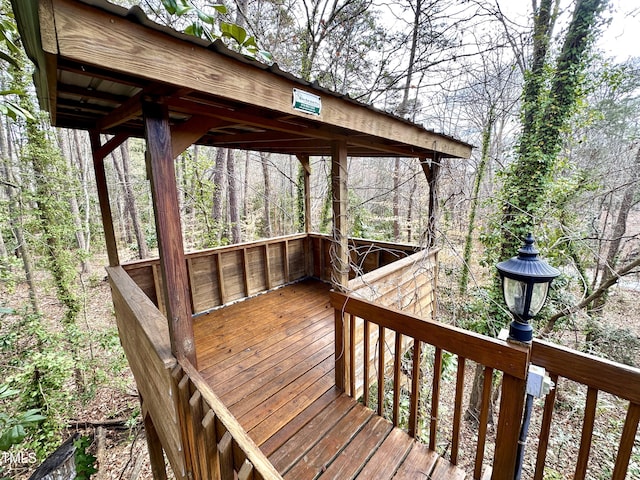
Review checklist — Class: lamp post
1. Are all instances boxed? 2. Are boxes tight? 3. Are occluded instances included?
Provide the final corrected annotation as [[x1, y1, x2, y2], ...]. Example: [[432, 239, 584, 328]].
[[496, 233, 560, 344], [497, 233, 559, 479]]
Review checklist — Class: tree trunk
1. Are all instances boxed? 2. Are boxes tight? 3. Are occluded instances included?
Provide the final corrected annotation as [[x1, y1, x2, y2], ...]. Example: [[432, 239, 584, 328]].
[[212, 147, 226, 243], [421, 156, 441, 249], [58, 129, 90, 273], [590, 145, 640, 312], [120, 142, 149, 259], [227, 149, 241, 243], [243, 150, 249, 220], [0, 118, 39, 313], [406, 168, 417, 242], [260, 152, 272, 238], [72, 130, 93, 265], [393, 158, 400, 241], [460, 106, 495, 294]]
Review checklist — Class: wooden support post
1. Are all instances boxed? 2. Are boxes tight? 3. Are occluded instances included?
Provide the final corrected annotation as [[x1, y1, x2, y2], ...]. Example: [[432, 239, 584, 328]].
[[331, 141, 349, 290], [143, 98, 197, 366], [89, 130, 126, 267], [296, 154, 312, 234], [420, 154, 442, 249], [142, 408, 168, 480]]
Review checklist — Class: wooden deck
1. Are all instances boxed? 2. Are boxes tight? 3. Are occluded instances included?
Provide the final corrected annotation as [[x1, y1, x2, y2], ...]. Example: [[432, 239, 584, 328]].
[[194, 279, 466, 480]]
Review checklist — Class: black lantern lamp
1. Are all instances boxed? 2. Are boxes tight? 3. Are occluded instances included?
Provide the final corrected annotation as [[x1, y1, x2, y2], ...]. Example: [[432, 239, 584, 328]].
[[496, 233, 560, 343]]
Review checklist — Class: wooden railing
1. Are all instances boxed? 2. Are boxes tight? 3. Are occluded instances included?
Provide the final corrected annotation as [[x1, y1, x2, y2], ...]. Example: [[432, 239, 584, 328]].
[[529, 340, 640, 479], [171, 360, 283, 480], [309, 233, 421, 283], [107, 266, 185, 478], [348, 248, 438, 317], [108, 265, 283, 480], [123, 234, 309, 315], [123, 233, 422, 316], [330, 290, 531, 480]]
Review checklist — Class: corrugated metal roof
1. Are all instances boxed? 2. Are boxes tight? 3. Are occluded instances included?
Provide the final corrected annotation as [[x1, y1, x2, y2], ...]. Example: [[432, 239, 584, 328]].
[[11, 0, 473, 158]]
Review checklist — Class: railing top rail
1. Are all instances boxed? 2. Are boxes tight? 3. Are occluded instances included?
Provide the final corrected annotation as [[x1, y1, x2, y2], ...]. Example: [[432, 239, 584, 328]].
[[308, 232, 423, 251], [106, 265, 176, 369], [532, 339, 640, 404], [122, 233, 309, 269], [330, 290, 530, 379], [347, 248, 437, 293], [179, 360, 284, 480]]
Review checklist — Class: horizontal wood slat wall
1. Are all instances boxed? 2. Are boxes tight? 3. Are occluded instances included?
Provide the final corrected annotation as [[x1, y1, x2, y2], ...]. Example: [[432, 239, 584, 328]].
[[109, 265, 283, 480], [107, 266, 185, 479], [308, 234, 421, 283], [123, 234, 423, 316], [123, 234, 309, 315]]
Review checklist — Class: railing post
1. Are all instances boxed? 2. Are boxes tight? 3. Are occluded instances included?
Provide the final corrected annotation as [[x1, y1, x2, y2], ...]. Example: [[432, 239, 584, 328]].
[[492, 373, 527, 479]]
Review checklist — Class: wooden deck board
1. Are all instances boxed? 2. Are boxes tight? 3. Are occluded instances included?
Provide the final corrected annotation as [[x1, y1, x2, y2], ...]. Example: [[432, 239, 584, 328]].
[[194, 279, 466, 480], [354, 428, 414, 479]]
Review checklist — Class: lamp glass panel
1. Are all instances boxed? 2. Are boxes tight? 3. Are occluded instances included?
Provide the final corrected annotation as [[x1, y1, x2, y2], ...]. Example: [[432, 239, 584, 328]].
[[503, 277, 527, 316], [528, 282, 549, 317]]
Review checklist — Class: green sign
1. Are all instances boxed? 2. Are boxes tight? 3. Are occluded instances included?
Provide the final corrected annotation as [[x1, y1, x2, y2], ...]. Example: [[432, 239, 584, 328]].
[[292, 88, 322, 116]]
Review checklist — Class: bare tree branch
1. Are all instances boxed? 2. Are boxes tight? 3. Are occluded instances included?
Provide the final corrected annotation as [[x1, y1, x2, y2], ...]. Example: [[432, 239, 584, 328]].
[[542, 255, 640, 336]]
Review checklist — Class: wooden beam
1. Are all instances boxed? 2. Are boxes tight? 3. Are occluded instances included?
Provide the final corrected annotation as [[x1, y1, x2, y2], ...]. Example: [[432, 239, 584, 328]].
[[51, 0, 472, 159], [89, 130, 119, 266], [171, 115, 229, 159], [97, 90, 144, 131], [297, 155, 311, 234], [331, 141, 349, 290], [142, 98, 196, 366], [93, 132, 129, 161]]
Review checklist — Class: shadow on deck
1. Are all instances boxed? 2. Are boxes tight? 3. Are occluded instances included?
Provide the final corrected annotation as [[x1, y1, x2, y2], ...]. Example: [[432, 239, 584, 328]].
[[194, 279, 465, 479]]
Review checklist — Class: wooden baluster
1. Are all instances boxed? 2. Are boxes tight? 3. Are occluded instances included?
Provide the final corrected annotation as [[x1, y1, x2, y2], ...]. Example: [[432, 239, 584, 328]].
[[237, 460, 255, 480], [283, 240, 290, 283], [202, 409, 221, 480], [349, 313, 356, 397], [429, 347, 443, 451], [189, 391, 205, 480], [171, 366, 194, 479], [335, 309, 346, 391], [408, 340, 421, 438], [474, 366, 493, 480], [534, 373, 558, 480], [575, 387, 598, 479], [378, 325, 386, 416], [363, 320, 370, 407], [218, 431, 234, 480], [451, 356, 466, 465], [393, 332, 402, 426], [612, 402, 640, 480]]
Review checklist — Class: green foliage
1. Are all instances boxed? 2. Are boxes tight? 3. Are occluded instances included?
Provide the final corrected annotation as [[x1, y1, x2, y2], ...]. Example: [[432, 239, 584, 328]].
[[73, 436, 97, 480], [0, 2, 34, 121], [0, 385, 45, 451], [160, 0, 272, 63]]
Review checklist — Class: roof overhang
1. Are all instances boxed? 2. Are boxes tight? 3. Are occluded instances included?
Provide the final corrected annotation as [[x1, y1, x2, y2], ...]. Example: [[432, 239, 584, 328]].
[[12, 0, 473, 159]]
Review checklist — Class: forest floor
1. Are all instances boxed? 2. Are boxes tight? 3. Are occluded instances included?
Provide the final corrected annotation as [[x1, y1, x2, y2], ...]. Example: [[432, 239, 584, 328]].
[[4, 247, 640, 480]]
